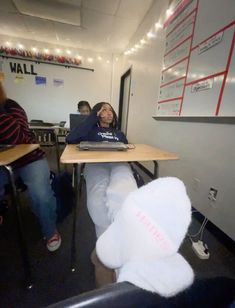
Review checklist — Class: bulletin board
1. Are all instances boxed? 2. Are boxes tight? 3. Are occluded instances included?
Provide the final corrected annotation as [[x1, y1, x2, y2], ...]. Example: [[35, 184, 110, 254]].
[[156, 0, 235, 118]]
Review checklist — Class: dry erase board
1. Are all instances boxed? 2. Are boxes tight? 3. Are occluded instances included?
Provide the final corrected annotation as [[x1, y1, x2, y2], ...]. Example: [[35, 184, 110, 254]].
[[156, 0, 235, 117]]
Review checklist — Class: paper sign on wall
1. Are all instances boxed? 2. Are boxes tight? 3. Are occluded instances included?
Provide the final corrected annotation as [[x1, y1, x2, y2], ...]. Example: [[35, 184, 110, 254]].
[[35, 76, 47, 85], [198, 32, 224, 54], [14, 75, 24, 84], [53, 79, 64, 87], [191, 78, 214, 93]]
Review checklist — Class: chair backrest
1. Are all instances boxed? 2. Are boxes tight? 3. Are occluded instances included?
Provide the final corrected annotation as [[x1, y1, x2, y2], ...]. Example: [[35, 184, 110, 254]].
[[29, 119, 44, 124], [48, 277, 235, 308], [59, 121, 66, 127]]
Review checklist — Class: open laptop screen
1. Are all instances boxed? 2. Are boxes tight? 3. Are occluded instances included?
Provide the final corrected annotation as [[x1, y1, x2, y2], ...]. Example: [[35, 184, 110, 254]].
[[69, 114, 88, 130]]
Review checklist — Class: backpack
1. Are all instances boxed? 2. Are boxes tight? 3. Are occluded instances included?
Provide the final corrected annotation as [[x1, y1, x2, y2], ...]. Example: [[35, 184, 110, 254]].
[[50, 171, 74, 223]]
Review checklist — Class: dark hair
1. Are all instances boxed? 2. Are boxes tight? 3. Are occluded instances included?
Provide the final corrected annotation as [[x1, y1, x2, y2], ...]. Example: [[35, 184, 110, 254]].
[[77, 100, 91, 112], [92, 102, 118, 129]]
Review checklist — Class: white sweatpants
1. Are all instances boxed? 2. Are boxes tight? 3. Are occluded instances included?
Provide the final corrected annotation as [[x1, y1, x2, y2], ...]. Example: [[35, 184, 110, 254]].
[[84, 163, 138, 237]]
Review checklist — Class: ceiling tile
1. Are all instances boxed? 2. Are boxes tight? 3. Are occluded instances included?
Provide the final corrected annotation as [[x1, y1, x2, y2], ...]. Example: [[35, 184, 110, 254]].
[[82, 0, 120, 15], [0, 0, 154, 53], [117, 0, 153, 19]]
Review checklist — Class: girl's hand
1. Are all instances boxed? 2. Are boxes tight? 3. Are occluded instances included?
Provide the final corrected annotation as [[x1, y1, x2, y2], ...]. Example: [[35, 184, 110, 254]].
[[97, 105, 106, 117]]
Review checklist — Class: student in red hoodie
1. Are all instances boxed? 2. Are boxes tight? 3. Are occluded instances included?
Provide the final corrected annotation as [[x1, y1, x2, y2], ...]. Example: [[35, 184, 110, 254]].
[[0, 82, 61, 251]]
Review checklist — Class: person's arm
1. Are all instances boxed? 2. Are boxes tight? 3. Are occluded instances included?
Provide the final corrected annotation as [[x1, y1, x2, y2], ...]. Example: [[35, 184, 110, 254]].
[[66, 111, 98, 144], [0, 99, 30, 144]]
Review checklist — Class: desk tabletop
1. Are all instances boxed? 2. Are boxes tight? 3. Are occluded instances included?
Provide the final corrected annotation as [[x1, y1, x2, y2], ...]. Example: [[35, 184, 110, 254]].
[[0, 144, 40, 166], [60, 144, 179, 164]]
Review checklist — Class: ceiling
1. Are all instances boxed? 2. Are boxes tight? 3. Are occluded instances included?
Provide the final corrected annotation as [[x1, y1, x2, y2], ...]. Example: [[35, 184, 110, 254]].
[[0, 0, 154, 53]]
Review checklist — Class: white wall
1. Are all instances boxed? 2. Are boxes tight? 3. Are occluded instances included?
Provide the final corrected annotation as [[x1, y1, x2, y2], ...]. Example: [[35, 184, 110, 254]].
[[115, 0, 235, 240], [1, 52, 114, 123]]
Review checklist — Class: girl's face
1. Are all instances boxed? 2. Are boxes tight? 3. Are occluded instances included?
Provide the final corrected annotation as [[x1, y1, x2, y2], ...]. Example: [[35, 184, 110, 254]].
[[79, 105, 90, 115], [99, 103, 114, 127]]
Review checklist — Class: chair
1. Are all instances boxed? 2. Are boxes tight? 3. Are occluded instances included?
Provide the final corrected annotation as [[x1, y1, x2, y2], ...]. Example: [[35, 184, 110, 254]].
[[48, 277, 235, 307], [59, 121, 66, 127], [29, 127, 60, 172], [29, 119, 44, 124]]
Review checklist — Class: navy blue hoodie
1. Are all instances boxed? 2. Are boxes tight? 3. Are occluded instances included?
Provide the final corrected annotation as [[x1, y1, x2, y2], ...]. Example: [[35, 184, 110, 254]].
[[66, 111, 128, 144]]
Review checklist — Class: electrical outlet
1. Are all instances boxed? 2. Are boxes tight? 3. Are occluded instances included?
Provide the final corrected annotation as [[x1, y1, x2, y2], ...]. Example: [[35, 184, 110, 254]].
[[208, 187, 218, 201], [192, 240, 210, 259]]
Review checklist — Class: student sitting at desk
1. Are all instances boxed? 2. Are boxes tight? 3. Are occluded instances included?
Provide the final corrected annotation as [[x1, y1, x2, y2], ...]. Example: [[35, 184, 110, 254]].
[[64, 100, 91, 128], [66, 102, 138, 237], [77, 100, 92, 115], [0, 82, 61, 252]]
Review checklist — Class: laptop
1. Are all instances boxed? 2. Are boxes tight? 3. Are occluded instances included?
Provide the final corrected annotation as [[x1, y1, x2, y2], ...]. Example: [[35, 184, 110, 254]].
[[69, 114, 88, 130], [78, 141, 128, 151]]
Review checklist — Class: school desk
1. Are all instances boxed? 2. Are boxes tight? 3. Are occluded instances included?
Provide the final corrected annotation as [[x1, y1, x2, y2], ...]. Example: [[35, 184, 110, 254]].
[[0, 144, 39, 289]]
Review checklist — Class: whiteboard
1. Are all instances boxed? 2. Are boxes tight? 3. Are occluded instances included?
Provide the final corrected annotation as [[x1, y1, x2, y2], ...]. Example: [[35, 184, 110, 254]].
[[0, 57, 112, 123], [156, 0, 235, 117], [218, 46, 235, 116]]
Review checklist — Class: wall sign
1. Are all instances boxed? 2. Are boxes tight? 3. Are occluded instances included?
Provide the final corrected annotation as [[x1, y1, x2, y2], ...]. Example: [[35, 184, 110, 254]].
[[35, 76, 46, 85], [191, 78, 213, 93], [198, 32, 224, 55], [9, 62, 37, 75]]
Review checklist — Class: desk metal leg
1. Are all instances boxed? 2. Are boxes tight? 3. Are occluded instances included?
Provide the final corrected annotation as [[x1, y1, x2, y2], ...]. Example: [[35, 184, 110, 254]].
[[55, 138, 61, 173], [133, 161, 159, 180], [5, 165, 33, 289], [153, 161, 159, 178], [71, 163, 84, 272]]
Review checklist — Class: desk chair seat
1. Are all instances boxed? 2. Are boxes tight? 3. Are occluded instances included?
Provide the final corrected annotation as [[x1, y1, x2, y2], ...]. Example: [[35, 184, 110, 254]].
[[48, 277, 235, 308]]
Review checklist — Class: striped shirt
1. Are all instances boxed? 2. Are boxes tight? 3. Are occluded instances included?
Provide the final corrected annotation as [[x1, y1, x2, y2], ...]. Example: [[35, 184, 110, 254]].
[[0, 99, 44, 169]]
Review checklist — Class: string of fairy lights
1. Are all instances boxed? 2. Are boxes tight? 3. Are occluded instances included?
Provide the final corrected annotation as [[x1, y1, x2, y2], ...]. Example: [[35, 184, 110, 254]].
[[0, 41, 117, 65], [123, 8, 173, 56]]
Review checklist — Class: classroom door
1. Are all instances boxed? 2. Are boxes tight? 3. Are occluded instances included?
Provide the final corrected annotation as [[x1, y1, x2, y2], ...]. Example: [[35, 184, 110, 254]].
[[118, 68, 131, 135]]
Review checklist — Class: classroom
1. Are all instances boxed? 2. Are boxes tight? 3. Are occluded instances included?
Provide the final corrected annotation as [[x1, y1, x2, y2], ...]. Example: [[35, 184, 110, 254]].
[[0, 0, 235, 306]]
